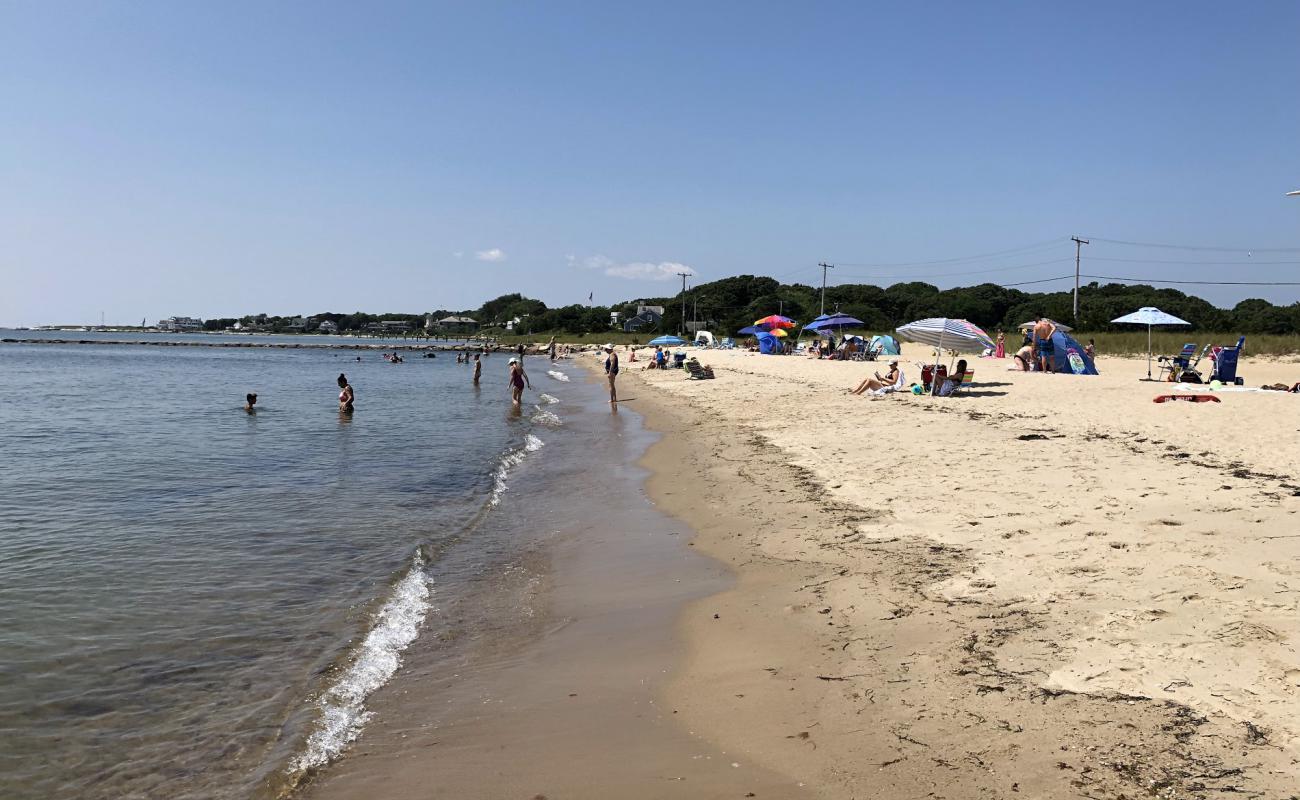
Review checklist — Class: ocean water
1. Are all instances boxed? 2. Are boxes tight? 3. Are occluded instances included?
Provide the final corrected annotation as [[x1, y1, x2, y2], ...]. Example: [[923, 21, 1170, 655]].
[[0, 341, 573, 799]]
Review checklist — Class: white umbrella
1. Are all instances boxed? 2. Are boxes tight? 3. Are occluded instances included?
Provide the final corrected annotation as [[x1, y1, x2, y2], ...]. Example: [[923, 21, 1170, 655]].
[[896, 318, 995, 394], [1111, 306, 1191, 380]]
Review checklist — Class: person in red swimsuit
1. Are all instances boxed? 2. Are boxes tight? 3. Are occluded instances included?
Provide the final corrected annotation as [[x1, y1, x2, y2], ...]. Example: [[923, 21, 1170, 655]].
[[337, 373, 354, 414], [507, 358, 529, 405]]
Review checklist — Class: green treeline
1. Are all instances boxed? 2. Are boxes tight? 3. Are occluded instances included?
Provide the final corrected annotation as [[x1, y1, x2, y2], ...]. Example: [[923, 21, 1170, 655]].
[[202, 278, 1300, 336], [474, 278, 1300, 336]]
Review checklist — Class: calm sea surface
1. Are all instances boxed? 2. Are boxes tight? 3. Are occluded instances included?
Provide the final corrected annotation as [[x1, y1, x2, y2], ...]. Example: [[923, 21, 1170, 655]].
[[0, 339, 572, 799]]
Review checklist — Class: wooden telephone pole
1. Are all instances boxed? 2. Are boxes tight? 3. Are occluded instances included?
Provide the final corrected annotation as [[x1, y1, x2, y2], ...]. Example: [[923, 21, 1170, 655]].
[[1071, 237, 1089, 322]]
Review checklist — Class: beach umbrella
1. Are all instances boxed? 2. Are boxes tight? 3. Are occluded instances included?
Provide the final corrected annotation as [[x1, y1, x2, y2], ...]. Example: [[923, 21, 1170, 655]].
[[770, 328, 788, 338], [803, 313, 864, 332], [1017, 319, 1072, 333], [1111, 306, 1191, 381], [736, 325, 766, 336], [896, 318, 996, 395], [753, 314, 797, 329], [648, 335, 686, 346]]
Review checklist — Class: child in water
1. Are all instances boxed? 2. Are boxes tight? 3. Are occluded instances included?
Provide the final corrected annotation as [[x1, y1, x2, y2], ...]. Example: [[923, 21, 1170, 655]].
[[507, 357, 530, 405], [244, 393, 257, 413]]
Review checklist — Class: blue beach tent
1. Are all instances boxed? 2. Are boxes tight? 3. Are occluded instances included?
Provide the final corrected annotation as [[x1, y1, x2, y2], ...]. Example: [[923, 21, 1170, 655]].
[[869, 334, 901, 356], [1050, 331, 1099, 375], [755, 331, 782, 354]]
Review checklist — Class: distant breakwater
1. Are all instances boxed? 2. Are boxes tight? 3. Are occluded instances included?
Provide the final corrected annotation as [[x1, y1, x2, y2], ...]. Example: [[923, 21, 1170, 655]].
[[1, 338, 504, 352]]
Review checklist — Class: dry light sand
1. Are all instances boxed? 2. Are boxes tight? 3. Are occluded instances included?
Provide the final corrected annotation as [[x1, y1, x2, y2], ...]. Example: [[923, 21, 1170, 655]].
[[622, 346, 1300, 798]]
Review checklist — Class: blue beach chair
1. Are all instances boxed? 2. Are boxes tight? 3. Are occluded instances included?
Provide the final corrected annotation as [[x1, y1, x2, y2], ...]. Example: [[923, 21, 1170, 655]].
[[1210, 336, 1246, 385]]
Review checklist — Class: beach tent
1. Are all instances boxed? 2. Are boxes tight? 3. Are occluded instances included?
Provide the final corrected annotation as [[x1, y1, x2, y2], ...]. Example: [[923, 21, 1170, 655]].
[[869, 334, 901, 356], [1111, 306, 1190, 380], [755, 331, 782, 354], [694, 331, 715, 347], [1049, 330, 1099, 375]]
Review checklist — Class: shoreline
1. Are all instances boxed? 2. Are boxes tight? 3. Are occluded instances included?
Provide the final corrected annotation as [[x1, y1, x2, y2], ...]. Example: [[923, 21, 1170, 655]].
[[621, 349, 1299, 797]]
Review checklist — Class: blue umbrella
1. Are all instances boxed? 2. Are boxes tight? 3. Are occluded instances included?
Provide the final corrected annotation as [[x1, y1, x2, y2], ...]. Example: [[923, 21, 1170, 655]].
[[804, 313, 864, 331], [736, 326, 766, 336], [648, 335, 687, 346]]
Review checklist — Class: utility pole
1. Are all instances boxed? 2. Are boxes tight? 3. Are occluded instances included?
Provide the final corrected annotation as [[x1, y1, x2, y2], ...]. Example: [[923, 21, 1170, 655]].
[[677, 272, 690, 336], [1071, 237, 1089, 322], [818, 263, 834, 315]]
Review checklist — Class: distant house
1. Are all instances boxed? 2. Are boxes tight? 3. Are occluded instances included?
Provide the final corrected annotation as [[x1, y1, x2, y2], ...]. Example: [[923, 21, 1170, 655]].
[[436, 316, 479, 333], [623, 305, 664, 333], [157, 316, 203, 331], [379, 320, 411, 333], [317, 320, 339, 334], [283, 316, 307, 332], [610, 311, 622, 328]]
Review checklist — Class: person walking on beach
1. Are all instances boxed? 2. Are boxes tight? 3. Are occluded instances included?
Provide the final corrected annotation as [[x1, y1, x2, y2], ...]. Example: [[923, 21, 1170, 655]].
[[337, 373, 354, 414], [604, 343, 619, 403], [507, 357, 530, 405], [1032, 318, 1057, 373], [472, 354, 482, 385]]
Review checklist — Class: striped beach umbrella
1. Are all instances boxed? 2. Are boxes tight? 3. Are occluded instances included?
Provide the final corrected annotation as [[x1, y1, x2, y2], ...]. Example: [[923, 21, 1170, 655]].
[[896, 318, 995, 395], [753, 314, 797, 329]]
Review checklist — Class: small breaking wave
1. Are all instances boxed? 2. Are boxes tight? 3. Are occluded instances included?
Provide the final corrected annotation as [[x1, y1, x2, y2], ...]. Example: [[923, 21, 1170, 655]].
[[490, 434, 545, 506], [545, 370, 569, 382], [538, 393, 560, 404], [291, 552, 431, 776], [531, 407, 562, 427]]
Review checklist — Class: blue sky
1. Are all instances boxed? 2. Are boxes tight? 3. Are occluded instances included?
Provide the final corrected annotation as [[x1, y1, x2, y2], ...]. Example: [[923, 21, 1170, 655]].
[[2, 1, 1298, 325]]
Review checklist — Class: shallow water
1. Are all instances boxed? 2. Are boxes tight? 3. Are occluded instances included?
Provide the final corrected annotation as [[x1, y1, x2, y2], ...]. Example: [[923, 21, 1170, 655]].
[[0, 342, 568, 799]]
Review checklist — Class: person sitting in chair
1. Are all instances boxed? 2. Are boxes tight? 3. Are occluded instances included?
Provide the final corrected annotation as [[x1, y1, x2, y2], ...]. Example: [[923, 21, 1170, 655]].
[[936, 359, 968, 396], [850, 360, 901, 396]]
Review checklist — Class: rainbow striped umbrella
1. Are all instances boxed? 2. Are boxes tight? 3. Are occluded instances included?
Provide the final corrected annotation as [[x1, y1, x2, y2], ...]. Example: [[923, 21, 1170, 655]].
[[753, 314, 797, 329]]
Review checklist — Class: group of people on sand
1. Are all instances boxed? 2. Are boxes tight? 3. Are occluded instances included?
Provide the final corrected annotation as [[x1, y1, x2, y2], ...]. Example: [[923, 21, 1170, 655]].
[[1004, 318, 1096, 373], [846, 358, 968, 398]]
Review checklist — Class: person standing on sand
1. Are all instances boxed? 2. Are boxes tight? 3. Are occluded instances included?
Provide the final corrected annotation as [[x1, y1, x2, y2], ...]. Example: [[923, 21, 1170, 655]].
[[603, 343, 619, 403], [1032, 318, 1057, 373], [472, 354, 482, 385], [994, 331, 1005, 359], [508, 357, 530, 405], [337, 374, 354, 414]]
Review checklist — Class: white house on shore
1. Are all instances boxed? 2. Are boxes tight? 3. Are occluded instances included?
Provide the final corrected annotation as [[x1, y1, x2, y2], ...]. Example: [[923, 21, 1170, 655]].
[[318, 320, 339, 334], [158, 316, 203, 331]]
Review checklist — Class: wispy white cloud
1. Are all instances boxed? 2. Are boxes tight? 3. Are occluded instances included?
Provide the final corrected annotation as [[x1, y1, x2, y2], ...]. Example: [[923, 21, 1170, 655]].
[[452, 251, 464, 259], [574, 254, 694, 281], [475, 248, 506, 262]]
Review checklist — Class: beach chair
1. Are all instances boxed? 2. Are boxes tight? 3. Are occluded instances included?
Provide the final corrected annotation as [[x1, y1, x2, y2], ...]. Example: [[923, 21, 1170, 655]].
[[672, 352, 687, 369], [1156, 343, 1197, 382], [1210, 336, 1246, 385], [685, 359, 715, 380], [720, 337, 735, 349], [948, 370, 975, 397]]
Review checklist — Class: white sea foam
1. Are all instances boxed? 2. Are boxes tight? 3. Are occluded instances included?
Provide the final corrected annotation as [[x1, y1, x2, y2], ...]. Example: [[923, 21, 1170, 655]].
[[538, 393, 560, 404], [490, 434, 545, 506], [292, 553, 431, 774], [546, 370, 570, 382], [531, 408, 562, 427]]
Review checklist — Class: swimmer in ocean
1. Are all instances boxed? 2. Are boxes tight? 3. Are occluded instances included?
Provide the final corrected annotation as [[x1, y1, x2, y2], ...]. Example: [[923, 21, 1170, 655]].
[[337, 373, 354, 414]]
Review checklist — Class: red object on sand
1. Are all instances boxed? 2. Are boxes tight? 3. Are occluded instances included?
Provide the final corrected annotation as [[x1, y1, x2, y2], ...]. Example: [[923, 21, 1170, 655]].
[[1153, 394, 1220, 403]]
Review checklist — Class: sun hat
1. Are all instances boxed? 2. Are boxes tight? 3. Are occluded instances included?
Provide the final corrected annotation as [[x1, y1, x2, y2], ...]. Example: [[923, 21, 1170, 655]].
[[604, 343, 614, 350], [508, 357, 518, 364]]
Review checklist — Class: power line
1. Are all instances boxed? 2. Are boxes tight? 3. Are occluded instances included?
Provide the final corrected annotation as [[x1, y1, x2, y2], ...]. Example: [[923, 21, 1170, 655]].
[[833, 257, 1072, 280], [1080, 274, 1300, 286], [1086, 255, 1300, 265], [1000, 275, 1075, 287], [1082, 236, 1300, 253], [828, 237, 1068, 268]]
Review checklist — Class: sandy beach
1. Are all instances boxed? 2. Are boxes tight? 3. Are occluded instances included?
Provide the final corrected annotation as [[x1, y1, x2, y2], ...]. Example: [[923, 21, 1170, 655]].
[[618, 346, 1300, 797]]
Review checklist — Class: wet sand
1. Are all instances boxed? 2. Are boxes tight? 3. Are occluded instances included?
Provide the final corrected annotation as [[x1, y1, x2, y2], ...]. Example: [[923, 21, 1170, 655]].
[[301, 365, 807, 799]]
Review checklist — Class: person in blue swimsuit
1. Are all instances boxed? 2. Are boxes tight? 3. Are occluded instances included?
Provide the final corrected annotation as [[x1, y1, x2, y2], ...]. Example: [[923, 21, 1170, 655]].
[[604, 344, 619, 403]]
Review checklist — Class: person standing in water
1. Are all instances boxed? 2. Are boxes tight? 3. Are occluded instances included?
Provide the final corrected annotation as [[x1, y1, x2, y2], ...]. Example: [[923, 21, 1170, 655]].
[[547, 336, 557, 361], [472, 354, 482, 385], [507, 357, 530, 405], [337, 373, 354, 414], [604, 344, 619, 403], [244, 393, 258, 413]]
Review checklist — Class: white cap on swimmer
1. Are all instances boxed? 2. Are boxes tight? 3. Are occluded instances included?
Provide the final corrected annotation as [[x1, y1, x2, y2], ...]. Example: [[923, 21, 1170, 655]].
[[508, 357, 518, 364]]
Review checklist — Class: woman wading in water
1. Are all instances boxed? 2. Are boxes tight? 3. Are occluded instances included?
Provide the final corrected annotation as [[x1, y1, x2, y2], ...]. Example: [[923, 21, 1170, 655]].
[[507, 357, 530, 405], [604, 344, 619, 403], [337, 373, 354, 414]]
